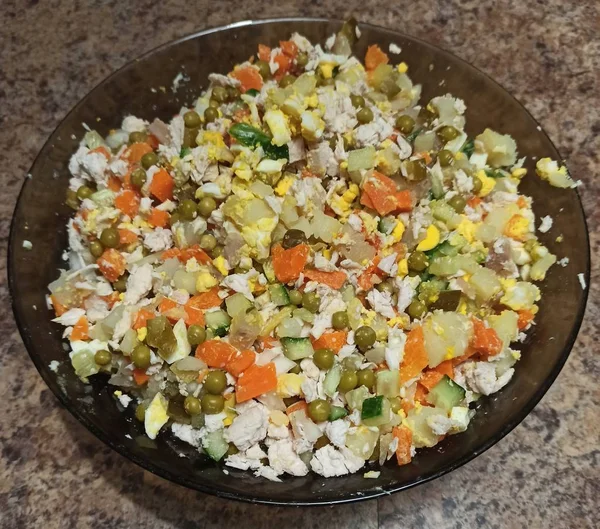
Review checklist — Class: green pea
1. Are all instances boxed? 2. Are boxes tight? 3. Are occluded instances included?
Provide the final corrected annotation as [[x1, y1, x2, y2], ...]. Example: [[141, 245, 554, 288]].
[[406, 159, 427, 182], [296, 52, 308, 67], [113, 275, 128, 292], [100, 227, 119, 248], [448, 195, 467, 213], [350, 94, 365, 108], [289, 363, 302, 375], [183, 110, 201, 128], [472, 176, 483, 194], [169, 212, 181, 227], [211, 86, 228, 104], [343, 135, 354, 151], [437, 125, 460, 143], [302, 292, 320, 313], [204, 370, 227, 395], [438, 149, 454, 167], [418, 105, 438, 125], [408, 300, 427, 320], [204, 107, 219, 124], [128, 131, 147, 144], [390, 396, 402, 414], [279, 74, 296, 88], [357, 368, 375, 390], [141, 152, 159, 170], [356, 107, 374, 124], [211, 245, 224, 259], [379, 75, 400, 98], [179, 199, 198, 221], [183, 127, 199, 148], [94, 349, 112, 366], [89, 240, 104, 258], [376, 279, 394, 294], [355, 326, 376, 351], [130, 167, 147, 188], [198, 196, 217, 217], [66, 189, 80, 210], [408, 251, 428, 272], [313, 348, 335, 370], [135, 403, 146, 422], [76, 185, 94, 200], [255, 60, 271, 79], [184, 395, 202, 415], [288, 290, 303, 306], [308, 399, 331, 422], [132, 344, 151, 369], [338, 370, 358, 392], [201, 394, 225, 414], [187, 324, 206, 346], [208, 99, 220, 108], [332, 311, 349, 330], [396, 115, 415, 135], [282, 229, 307, 249], [200, 234, 217, 251], [227, 86, 240, 100]]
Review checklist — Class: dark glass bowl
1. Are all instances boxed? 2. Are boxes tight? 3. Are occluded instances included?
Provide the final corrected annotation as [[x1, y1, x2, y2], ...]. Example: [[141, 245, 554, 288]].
[[8, 18, 590, 506]]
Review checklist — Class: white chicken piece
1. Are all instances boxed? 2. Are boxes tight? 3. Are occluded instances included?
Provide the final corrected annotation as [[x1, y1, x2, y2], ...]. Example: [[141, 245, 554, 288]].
[[53, 308, 85, 326], [171, 423, 203, 448], [84, 296, 110, 323], [310, 445, 365, 477], [267, 423, 290, 439], [109, 159, 129, 178], [301, 372, 326, 403], [121, 115, 149, 133], [307, 142, 338, 177], [68, 145, 109, 187], [313, 252, 337, 272], [395, 275, 420, 313], [144, 227, 173, 252], [324, 419, 349, 448], [208, 73, 241, 87], [457, 361, 514, 396], [290, 32, 313, 53], [267, 439, 309, 476], [353, 119, 394, 148], [254, 466, 282, 482], [124, 263, 153, 305], [220, 269, 259, 300], [366, 289, 396, 319], [225, 400, 269, 451], [225, 444, 267, 471], [287, 137, 307, 163], [112, 306, 134, 342], [319, 88, 357, 135], [203, 412, 227, 432], [168, 114, 185, 152], [454, 169, 474, 193], [377, 253, 398, 276], [385, 327, 406, 371]]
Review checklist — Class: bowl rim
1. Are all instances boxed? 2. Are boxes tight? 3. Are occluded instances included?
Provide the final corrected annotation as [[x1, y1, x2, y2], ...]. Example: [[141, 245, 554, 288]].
[[8, 16, 591, 506]]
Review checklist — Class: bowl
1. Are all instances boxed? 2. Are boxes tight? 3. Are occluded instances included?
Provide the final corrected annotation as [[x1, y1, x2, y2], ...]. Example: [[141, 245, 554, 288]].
[[8, 18, 590, 505]]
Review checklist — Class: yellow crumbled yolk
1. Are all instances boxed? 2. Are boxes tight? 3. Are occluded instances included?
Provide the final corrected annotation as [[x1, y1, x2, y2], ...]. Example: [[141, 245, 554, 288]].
[[196, 271, 218, 293], [456, 218, 476, 243], [137, 327, 148, 342], [397, 62, 408, 73], [319, 62, 335, 79], [476, 170, 496, 197], [276, 373, 304, 398], [342, 184, 359, 203], [275, 175, 294, 196], [392, 220, 405, 242], [416, 225, 441, 251], [512, 167, 527, 179], [504, 214, 529, 241], [397, 258, 408, 277], [212, 256, 229, 276]]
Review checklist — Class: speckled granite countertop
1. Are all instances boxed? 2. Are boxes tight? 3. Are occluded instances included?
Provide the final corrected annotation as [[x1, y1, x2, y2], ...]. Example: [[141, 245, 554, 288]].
[[1, 1, 598, 527]]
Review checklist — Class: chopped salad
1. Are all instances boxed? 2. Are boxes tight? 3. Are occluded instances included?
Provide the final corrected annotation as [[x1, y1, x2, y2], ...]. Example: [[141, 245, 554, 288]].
[[48, 19, 576, 480]]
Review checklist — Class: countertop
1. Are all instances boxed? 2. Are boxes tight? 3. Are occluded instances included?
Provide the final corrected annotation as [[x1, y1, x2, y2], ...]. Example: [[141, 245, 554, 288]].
[[0, 1, 598, 528]]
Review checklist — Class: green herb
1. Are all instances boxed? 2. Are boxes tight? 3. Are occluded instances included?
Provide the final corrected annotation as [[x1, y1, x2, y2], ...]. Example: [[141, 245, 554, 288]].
[[245, 88, 260, 97], [361, 396, 384, 420], [228, 123, 289, 160], [461, 138, 475, 157], [484, 168, 505, 179], [406, 128, 422, 143], [180, 147, 191, 158]]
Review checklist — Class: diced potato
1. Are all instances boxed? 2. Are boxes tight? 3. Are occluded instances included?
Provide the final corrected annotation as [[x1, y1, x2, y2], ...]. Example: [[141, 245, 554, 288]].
[[280, 196, 299, 227], [423, 311, 473, 367], [345, 426, 380, 459], [530, 252, 556, 281], [311, 210, 342, 243], [469, 266, 501, 301], [405, 406, 446, 448], [476, 203, 519, 244], [475, 129, 517, 168], [347, 146, 376, 172], [487, 310, 519, 347]]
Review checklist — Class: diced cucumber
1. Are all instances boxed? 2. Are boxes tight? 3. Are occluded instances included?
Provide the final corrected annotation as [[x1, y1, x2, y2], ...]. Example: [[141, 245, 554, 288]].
[[376, 370, 400, 398], [378, 216, 396, 235], [323, 364, 341, 397], [426, 375, 466, 411], [347, 146, 376, 172], [205, 310, 231, 337], [269, 283, 290, 307], [328, 405, 348, 421], [281, 337, 314, 361], [262, 259, 276, 283], [202, 429, 229, 461], [361, 395, 384, 420], [225, 293, 253, 318]]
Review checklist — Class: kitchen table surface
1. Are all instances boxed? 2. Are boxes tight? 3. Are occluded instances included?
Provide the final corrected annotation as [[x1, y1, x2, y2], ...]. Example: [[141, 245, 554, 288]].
[[0, 1, 598, 528]]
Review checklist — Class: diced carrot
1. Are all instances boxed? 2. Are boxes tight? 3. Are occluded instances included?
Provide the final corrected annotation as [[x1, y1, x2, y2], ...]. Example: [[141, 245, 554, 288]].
[[147, 134, 160, 150], [357, 256, 382, 291], [133, 368, 149, 385], [226, 349, 255, 377], [107, 175, 122, 192], [97, 249, 126, 282], [280, 40, 298, 58], [121, 142, 153, 164], [158, 298, 179, 314], [196, 340, 238, 368], [365, 44, 389, 71], [149, 168, 174, 202], [230, 66, 263, 93], [471, 318, 503, 358], [392, 425, 413, 466], [435, 359, 454, 379], [362, 171, 413, 215], [50, 295, 67, 317], [70, 316, 89, 341], [90, 146, 111, 159], [400, 399, 414, 415], [414, 382, 430, 405], [360, 189, 375, 209], [257, 335, 277, 351], [258, 44, 271, 62], [181, 245, 212, 265], [311, 331, 348, 354], [419, 370, 444, 391], [273, 53, 292, 78], [286, 400, 308, 416], [303, 269, 347, 289], [236, 362, 277, 403], [467, 196, 482, 208], [101, 292, 121, 308], [133, 308, 154, 330], [186, 287, 223, 310], [118, 229, 138, 245], [183, 297, 206, 327], [148, 208, 170, 228], [271, 243, 310, 283], [115, 190, 140, 217], [400, 326, 429, 384], [516, 196, 527, 209], [517, 309, 535, 330]]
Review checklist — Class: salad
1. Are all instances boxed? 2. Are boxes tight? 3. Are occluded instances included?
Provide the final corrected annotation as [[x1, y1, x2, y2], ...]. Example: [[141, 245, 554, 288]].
[[48, 19, 575, 480]]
